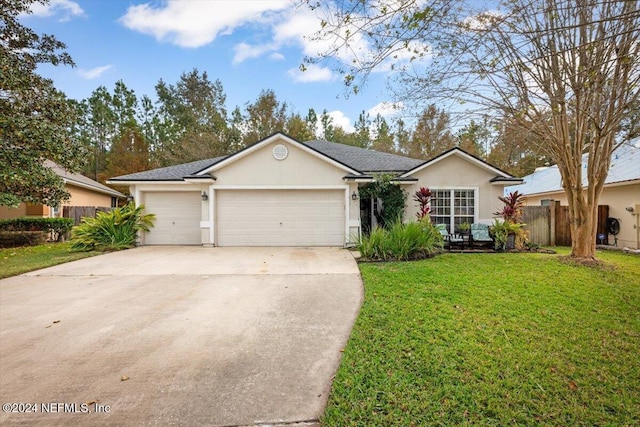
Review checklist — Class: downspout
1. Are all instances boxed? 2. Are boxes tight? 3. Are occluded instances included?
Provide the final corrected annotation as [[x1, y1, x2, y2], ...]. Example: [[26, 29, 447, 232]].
[[634, 211, 640, 249]]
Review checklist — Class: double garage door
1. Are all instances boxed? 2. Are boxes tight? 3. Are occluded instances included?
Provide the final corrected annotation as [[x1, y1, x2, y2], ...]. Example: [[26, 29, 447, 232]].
[[144, 190, 345, 246]]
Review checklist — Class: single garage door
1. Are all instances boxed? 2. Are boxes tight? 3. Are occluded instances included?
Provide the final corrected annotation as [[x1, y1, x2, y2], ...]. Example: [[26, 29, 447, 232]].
[[143, 192, 201, 245], [216, 190, 345, 246]]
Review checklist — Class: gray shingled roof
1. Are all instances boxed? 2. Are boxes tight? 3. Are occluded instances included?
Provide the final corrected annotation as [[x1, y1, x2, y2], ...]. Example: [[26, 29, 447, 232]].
[[109, 140, 424, 182], [506, 138, 640, 195], [45, 160, 124, 197], [305, 140, 424, 172], [110, 157, 227, 181]]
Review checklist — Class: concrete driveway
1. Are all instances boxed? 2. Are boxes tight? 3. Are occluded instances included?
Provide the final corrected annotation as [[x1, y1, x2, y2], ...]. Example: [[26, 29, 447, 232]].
[[0, 247, 363, 426]]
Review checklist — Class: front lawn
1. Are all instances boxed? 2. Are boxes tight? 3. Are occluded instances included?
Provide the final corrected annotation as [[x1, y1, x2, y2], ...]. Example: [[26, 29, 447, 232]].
[[324, 250, 640, 426], [0, 242, 98, 279]]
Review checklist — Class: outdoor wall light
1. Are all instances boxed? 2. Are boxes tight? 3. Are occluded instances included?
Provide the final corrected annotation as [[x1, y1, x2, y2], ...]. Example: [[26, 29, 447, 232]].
[[351, 191, 359, 201], [201, 191, 209, 202]]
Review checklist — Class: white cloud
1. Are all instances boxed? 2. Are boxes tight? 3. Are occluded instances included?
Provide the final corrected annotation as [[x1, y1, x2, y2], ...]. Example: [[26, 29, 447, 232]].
[[287, 64, 333, 83], [233, 42, 275, 64], [269, 52, 285, 61], [78, 65, 113, 80], [367, 101, 404, 118], [29, 0, 84, 21], [327, 110, 355, 133], [120, 0, 290, 48]]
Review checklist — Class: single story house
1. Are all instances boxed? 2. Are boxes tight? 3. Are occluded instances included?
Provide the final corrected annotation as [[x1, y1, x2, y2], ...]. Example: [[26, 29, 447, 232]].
[[108, 132, 522, 247], [506, 138, 640, 249], [0, 160, 124, 220]]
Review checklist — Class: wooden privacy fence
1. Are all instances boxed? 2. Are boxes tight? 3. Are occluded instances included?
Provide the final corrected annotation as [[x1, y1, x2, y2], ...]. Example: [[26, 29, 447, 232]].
[[522, 203, 609, 246], [522, 206, 551, 246], [63, 206, 110, 225]]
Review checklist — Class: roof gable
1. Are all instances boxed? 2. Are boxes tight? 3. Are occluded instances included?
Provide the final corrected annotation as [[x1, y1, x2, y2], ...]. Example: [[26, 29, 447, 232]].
[[45, 160, 124, 197], [198, 132, 360, 176], [400, 147, 516, 179]]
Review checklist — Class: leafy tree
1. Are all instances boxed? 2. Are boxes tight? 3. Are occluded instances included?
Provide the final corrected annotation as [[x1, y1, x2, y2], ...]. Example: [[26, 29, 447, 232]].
[[155, 69, 229, 163], [304, 0, 640, 261], [371, 114, 396, 153], [1, 0, 84, 207], [456, 119, 492, 158], [285, 113, 316, 141], [487, 115, 553, 176], [74, 82, 142, 182], [348, 111, 371, 148], [318, 109, 336, 141], [305, 108, 319, 137], [406, 105, 456, 159], [105, 127, 151, 195], [243, 89, 288, 145], [393, 118, 412, 157], [227, 106, 245, 152]]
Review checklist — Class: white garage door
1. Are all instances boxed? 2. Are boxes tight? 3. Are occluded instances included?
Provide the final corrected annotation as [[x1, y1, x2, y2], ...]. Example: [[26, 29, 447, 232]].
[[143, 192, 201, 245], [216, 190, 345, 246]]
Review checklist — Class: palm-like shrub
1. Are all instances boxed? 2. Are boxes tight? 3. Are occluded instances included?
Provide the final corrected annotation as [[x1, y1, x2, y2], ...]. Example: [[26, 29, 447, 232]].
[[71, 203, 155, 251], [358, 217, 443, 261]]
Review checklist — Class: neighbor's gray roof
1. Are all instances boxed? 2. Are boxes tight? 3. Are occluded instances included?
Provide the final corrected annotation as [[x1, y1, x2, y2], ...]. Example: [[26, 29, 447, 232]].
[[45, 160, 124, 197], [305, 140, 424, 172], [506, 138, 640, 196], [110, 157, 227, 181], [110, 140, 424, 181]]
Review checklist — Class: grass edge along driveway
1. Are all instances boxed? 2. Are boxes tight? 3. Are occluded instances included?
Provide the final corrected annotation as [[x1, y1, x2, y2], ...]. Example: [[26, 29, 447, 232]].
[[0, 243, 98, 279], [323, 250, 640, 426]]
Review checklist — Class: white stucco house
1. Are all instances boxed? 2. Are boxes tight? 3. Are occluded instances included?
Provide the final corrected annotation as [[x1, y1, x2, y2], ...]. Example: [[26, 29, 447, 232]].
[[506, 138, 640, 249], [108, 132, 522, 247]]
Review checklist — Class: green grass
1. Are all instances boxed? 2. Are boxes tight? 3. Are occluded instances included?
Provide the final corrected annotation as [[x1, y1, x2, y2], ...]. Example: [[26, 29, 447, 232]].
[[323, 249, 640, 426], [0, 242, 99, 279]]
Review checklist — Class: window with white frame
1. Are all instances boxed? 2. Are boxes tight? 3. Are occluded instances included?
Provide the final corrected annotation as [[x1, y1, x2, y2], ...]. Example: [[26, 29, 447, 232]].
[[430, 189, 475, 232]]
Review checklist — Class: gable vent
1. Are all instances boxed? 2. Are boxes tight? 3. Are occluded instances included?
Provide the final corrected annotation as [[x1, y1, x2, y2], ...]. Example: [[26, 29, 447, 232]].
[[273, 144, 288, 160]]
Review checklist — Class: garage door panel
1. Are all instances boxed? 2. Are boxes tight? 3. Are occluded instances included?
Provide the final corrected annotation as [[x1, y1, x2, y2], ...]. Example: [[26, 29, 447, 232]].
[[217, 190, 345, 247], [144, 192, 201, 245]]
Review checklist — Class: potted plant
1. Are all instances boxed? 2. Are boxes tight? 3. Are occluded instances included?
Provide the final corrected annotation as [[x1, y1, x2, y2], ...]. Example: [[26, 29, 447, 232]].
[[457, 221, 471, 235], [493, 191, 527, 250]]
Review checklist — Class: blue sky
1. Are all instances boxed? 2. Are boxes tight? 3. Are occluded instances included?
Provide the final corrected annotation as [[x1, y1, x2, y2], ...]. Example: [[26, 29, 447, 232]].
[[23, 0, 406, 132]]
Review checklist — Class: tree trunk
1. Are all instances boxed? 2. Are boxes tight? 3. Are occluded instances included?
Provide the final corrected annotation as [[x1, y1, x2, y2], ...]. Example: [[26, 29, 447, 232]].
[[569, 200, 598, 260]]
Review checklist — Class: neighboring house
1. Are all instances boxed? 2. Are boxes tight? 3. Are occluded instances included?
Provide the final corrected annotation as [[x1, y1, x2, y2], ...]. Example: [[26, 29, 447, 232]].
[[108, 132, 522, 247], [506, 138, 640, 249], [0, 160, 124, 220]]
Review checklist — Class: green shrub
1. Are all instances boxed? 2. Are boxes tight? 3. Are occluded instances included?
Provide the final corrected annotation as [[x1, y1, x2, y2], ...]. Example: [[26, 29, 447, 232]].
[[359, 175, 407, 229], [70, 203, 155, 252], [358, 217, 443, 261], [0, 231, 48, 248], [491, 219, 527, 251], [0, 217, 73, 241]]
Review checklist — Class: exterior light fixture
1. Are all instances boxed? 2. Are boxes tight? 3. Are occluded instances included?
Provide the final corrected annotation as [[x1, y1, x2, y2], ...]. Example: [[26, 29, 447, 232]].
[[351, 191, 359, 201], [201, 191, 209, 201]]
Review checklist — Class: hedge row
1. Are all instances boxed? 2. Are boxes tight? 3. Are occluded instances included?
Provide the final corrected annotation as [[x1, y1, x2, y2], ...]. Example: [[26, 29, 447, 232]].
[[0, 231, 48, 248], [0, 217, 74, 237]]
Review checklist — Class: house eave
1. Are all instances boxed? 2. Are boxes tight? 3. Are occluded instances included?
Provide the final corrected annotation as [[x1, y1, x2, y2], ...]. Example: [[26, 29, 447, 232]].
[[390, 177, 419, 185], [490, 177, 524, 185], [65, 179, 125, 198], [183, 176, 216, 184], [106, 179, 188, 185], [343, 174, 375, 183]]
